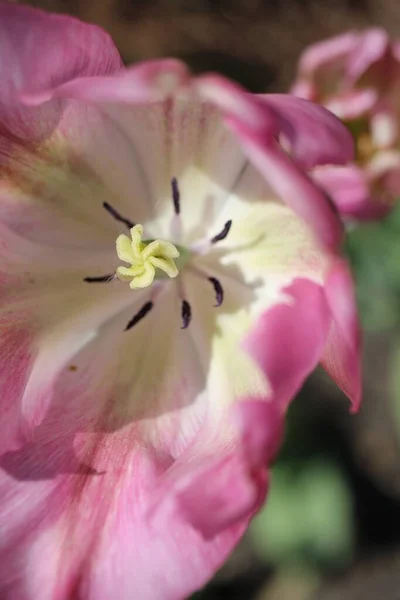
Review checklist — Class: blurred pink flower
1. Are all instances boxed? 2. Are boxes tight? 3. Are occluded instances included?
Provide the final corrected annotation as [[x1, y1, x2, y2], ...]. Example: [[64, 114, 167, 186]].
[[0, 4, 360, 599], [292, 29, 400, 220]]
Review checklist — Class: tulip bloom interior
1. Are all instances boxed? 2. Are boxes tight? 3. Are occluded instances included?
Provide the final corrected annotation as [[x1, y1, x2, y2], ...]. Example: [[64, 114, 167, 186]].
[[0, 4, 361, 599]]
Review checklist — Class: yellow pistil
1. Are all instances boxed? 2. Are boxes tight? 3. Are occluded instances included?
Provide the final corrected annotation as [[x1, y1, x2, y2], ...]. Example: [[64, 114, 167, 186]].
[[116, 224, 180, 289]]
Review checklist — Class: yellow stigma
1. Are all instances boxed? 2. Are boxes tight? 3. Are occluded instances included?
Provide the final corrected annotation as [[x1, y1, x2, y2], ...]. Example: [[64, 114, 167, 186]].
[[115, 224, 180, 289]]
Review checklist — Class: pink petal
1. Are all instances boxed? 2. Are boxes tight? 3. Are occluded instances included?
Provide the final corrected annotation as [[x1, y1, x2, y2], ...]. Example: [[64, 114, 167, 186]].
[[264, 94, 355, 168], [194, 74, 277, 137], [243, 278, 331, 411], [166, 400, 283, 539], [325, 89, 378, 119], [295, 31, 360, 80], [83, 402, 282, 599], [292, 29, 390, 119], [346, 28, 390, 83], [320, 260, 362, 411], [290, 79, 317, 101], [294, 29, 388, 87], [0, 3, 121, 141], [312, 164, 390, 220]]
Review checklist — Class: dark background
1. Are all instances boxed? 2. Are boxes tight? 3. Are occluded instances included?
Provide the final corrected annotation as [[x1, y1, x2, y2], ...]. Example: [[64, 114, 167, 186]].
[[15, 1, 400, 598]]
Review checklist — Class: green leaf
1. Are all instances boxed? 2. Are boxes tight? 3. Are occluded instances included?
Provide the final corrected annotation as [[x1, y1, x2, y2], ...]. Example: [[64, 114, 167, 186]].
[[250, 460, 354, 569]]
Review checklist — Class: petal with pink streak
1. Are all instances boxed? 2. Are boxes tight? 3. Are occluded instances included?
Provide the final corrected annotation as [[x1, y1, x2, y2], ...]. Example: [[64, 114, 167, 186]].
[[243, 278, 331, 411], [0, 3, 121, 141], [312, 164, 390, 220], [320, 260, 362, 411], [0, 322, 36, 454], [264, 94, 355, 168]]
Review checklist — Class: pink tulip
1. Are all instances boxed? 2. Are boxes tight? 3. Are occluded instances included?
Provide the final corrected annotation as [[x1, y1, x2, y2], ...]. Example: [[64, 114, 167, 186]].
[[0, 4, 360, 598], [292, 29, 400, 220]]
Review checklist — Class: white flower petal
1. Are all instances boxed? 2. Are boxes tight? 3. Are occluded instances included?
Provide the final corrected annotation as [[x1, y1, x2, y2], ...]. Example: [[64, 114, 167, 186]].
[[100, 99, 246, 242]]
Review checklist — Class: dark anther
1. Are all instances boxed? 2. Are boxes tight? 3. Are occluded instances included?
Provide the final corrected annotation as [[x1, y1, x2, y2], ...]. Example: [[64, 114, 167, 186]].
[[103, 201, 135, 230], [84, 274, 114, 283], [181, 300, 192, 329], [211, 220, 232, 244], [125, 301, 154, 331], [208, 277, 224, 307], [171, 177, 180, 215]]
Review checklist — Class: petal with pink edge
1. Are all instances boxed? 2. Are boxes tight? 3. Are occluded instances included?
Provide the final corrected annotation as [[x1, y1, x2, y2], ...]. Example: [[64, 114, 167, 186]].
[[243, 278, 331, 411], [153, 400, 283, 540], [224, 129, 343, 250], [264, 94, 355, 169], [320, 260, 362, 411], [312, 164, 390, 220]]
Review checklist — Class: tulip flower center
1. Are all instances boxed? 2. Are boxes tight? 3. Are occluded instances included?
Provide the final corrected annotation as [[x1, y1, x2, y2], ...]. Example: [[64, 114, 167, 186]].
[[84, 177, 231, 330], [115, 224, 181, 289]]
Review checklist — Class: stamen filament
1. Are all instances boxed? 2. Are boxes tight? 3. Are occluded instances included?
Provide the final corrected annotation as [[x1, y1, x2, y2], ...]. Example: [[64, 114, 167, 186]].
[[211, 220, 232, 244], [171, 178, 180, 215], [125, 301, 154, 331], [188, 266, 225, 308], [84, 274, 114, 283], [208, 277, 224, 307], [103, 201, 135, 230], [181, 300, 192, 329]]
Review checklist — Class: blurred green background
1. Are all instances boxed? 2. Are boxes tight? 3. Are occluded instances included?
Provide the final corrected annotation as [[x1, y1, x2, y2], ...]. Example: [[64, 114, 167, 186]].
[[15, 0, 400, 597]]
